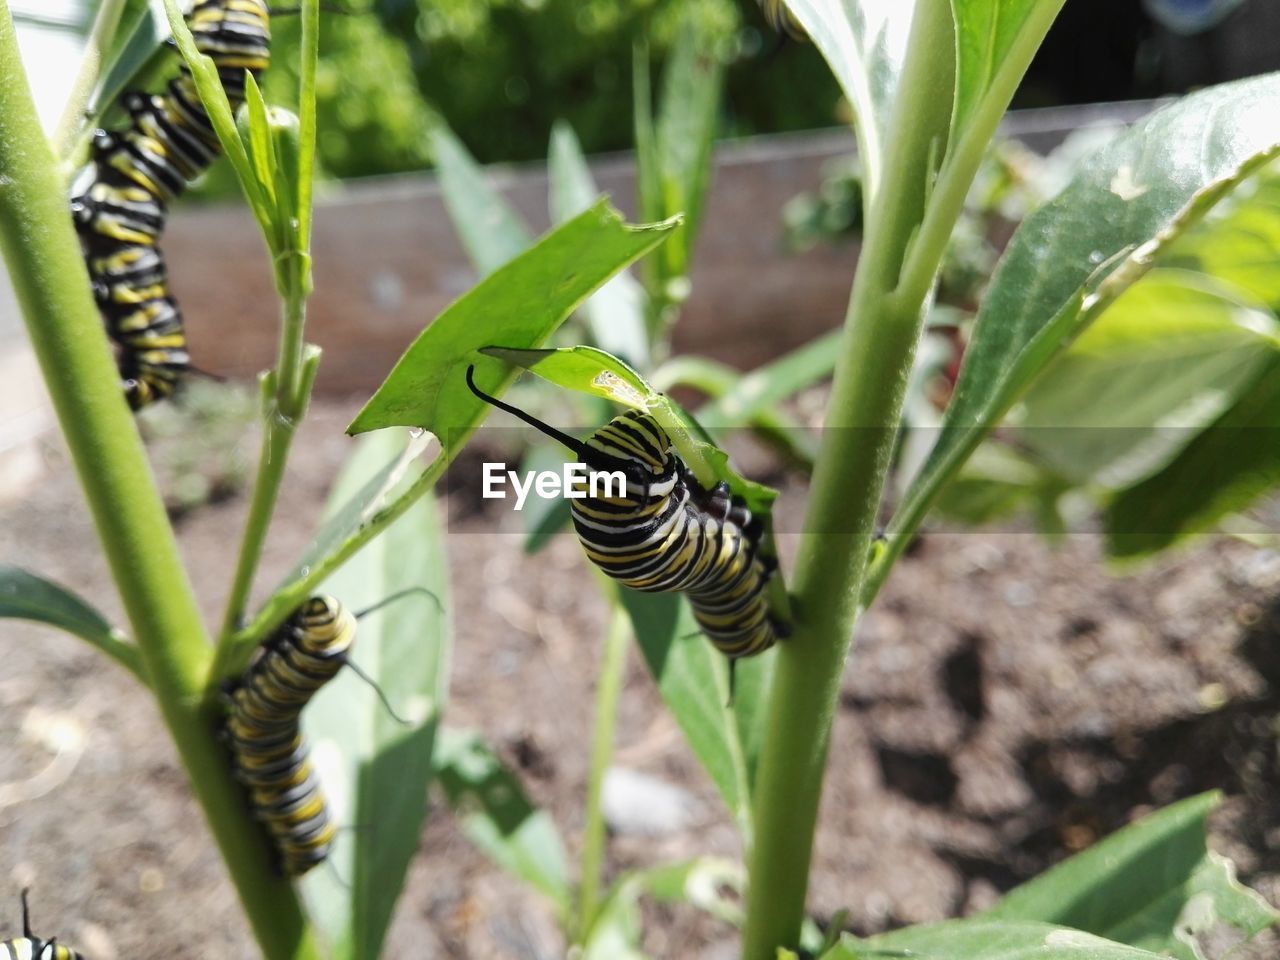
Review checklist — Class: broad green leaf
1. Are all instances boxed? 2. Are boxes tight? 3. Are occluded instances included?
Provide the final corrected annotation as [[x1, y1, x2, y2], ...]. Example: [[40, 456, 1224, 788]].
[[300, 429, 451, 960], [0, 566, 140, 679], [783, 1, 915, 201], [582, 858, 742, 959], [433, 728, 571, 919], [1106, 354, 1280, 559], [548, 122, 650, 370], [481, 345, 652, 409], [829, 921, 1169, 960], [616, 591, 773, 840], [950, 2, 1059, 148], [1165, 161, 1280, 309], [882, 73, 1280, 604], [933, 441, 1067, 528], [347, 200, 678, 437], [431, 124, 533, 277], [1017, 269, 1280, 488], [987, 793, 1278, 960]]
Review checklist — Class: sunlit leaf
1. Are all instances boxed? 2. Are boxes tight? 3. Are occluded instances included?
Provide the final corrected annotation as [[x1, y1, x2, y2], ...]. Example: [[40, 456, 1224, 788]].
[[300, 429, 452, 960], [986, 793, 1278, 960]]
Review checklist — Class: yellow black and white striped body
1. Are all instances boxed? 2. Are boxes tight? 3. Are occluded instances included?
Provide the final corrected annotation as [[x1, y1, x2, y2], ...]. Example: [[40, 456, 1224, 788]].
[[466, 367, 781, 663], [2, 893, 84, 960], [571, 411, 780, 660], [71, 0, 271, 410], [223, 595, 352, 876]]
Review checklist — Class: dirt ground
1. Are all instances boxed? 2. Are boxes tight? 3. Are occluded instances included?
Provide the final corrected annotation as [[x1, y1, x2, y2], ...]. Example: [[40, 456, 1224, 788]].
[[1, 395, 1278, 959]]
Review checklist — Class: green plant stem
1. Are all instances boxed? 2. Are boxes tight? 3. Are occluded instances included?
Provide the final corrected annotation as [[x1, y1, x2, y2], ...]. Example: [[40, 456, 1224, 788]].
[[217, 280, 318, 642], [576, 601, 630, 944], [51, 0, 127, 162], [0, 9, 320, 959], [738, 3, 958, 957]]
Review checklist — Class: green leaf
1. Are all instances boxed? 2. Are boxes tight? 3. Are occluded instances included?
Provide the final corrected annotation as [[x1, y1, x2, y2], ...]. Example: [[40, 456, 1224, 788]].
[[695, 329, 840, 429], [295, 0, 319, 258], [1016, 268, 1280, 487], [987, 793, 1278, 960], [431, 123, 533, 277], [1165, 161, 1280, 310], [0, 566, 140, 679], [652, 13, 723, 290], [86, 0, 171, 132], [884, 73, 1280, 598], [160, 0, 273, 233], [347, 201, 678, 437], [298, 428, 450, 960], [933, 442, 1066, 527], [548, 121, 650, 369], [481, 345, 652, 409], [950, 2, 1054, 148], [783, 1, 915, 201], [616, 590, 773, 839], [433, 728, 572, 919], [1105, 354, 1280, 559], [581, 858, 742, 959], [517, 440, 575, 554], [829, 921, 1171, 960]]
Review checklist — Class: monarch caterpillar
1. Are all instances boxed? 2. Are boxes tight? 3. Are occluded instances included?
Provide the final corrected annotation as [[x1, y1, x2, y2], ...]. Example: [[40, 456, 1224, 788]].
[[222, 592, 421, 876], [759, 0, 808, 41], [466, 366, 783, 670], [222, 595, 352, 876], [70, 0, 272, 410], [1, 890, 84, 960]]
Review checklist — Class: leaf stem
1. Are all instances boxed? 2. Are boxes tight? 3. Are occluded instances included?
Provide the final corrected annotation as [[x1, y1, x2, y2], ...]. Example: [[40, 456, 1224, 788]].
[[0, 9, 321, 958], [738, 3, 958, 955], [51, 0, 127, 162], [576, 601, 630, 943]]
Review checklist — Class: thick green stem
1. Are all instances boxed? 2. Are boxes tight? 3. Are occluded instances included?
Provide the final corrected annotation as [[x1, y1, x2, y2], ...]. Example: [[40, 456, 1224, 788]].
[[51, 0, 127, 161], [738, 3, 958, 956], [576, 602, 630, 943], [0, 10, 319, 958]]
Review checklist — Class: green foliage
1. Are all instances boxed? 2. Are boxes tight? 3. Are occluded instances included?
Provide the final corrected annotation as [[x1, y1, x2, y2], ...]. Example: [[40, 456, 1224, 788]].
[[0, 566, 141, 679], [433, 728, 572, 918], [371, 0, 744, 164], [299, 430, 452, 960], [348, 201, 678, 436], [821, 922, 1176, 960], [986, 793, 1279, 960], [877, 72, 1280, 605]]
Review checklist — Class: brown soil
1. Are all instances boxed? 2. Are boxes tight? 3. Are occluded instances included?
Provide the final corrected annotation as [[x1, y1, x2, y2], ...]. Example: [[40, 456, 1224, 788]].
[[1, 396, 1277, 959]]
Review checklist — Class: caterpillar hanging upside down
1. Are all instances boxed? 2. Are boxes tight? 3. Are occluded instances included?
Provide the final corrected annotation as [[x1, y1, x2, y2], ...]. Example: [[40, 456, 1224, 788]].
[[70, 0, 272, 410], [466, 366, 786, 673], [1, 890, 84, 960], [221, 595, 350, 876]]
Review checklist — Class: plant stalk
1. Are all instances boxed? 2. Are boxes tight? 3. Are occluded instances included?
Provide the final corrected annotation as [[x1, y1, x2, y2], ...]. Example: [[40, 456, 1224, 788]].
[[738, 2, 958, 956], [576, 601, 631, 943], [217, 278, 317, 641], [0, 8, 320, 958]]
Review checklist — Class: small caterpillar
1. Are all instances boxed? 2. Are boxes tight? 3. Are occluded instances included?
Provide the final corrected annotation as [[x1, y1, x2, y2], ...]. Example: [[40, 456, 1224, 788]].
[[71, 0, 272, 409], [466, 366, 783, 667], [1, 890, 85, 960], [222, 595, 350, 876]]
